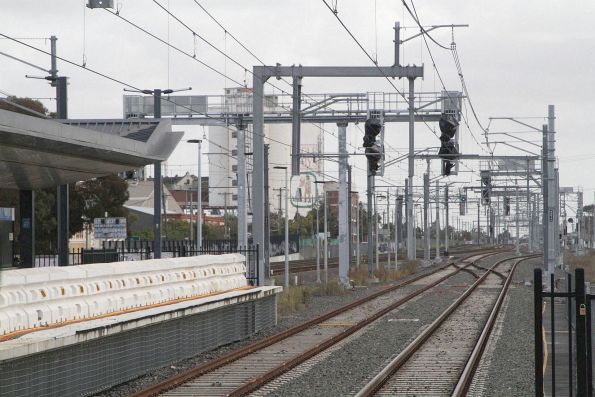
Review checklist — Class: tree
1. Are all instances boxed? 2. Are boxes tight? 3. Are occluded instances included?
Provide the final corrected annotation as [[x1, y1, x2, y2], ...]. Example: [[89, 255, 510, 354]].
[[0, 96, 48, 117], [73, 175, 130, 236], [35, 189, 57, 252]]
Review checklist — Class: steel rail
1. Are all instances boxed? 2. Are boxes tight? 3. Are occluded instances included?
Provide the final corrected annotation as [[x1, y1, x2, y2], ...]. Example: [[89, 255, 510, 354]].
[[354, 253, 539, 397], [451, 255, 538, 396], [130, 248, 503, 397]]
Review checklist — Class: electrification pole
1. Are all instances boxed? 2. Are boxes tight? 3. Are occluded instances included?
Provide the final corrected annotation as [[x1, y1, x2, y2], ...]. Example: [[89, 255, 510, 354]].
[[435, 181, 441, 262], [445, 185, 449, 256], [423, 172, 430, 265]]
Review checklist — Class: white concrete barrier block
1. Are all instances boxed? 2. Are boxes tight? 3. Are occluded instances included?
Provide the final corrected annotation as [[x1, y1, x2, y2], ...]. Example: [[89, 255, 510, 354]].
[[0, 254, 248, 335]]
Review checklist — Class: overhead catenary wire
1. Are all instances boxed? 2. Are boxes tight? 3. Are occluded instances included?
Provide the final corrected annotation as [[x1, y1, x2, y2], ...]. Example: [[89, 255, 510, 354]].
[[156, 0, 358, 159]]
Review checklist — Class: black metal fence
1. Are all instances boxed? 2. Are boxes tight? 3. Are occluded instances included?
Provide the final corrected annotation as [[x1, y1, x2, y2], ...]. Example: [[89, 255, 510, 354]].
[[31, 240, 259, 285], [534, 267, 591, 397]]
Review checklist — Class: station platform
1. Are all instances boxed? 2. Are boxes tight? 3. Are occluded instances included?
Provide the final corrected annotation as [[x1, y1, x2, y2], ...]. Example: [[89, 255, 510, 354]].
[[0, 285, 280, 397], [0, 254, 282, 397]]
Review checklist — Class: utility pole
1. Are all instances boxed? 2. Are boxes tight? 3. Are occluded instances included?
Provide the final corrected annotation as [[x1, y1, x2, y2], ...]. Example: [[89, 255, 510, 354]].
[[50, 36, 70, 266], [128, 86, 190, 258]]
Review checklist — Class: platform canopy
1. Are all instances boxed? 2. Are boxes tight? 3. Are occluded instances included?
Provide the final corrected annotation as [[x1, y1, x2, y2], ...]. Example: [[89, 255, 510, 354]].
[[0, 110, 182, 190]]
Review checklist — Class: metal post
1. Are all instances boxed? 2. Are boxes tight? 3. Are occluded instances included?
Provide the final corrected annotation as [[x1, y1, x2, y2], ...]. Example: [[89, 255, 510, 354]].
[[435, 181, 441, 261], [196, 140, 203, 249], [547, 105, 557, 274], [291, 76, 302, 176], [316, 200, 321, 283], [527, 159, 533, 252], [252, 69, 266, 285], [577, 191, 583, 255], [283, 168, 289, 288], [477, 202, 481, 245], [19, 190, 35, 267], [356, 202, 360, 268], [323, 189, 328, 284], [394, 21, 400, 66], [337, 122, 349, 286], [576, 268, 587, 397], [386, 189, 391, 270], [423, 172, 430, 264], [367, 174, 374, 276], [264, 144, 271, 279], [534, 268, 544, 397], [52, 35, 69, 266], [348, 165, 353, 267], [237, 119, 247, 248], [153, 89, 163, 259], [543, 124, 550, 276], [395, 193, 399, 270], [407, 77, 415, 260], [445, 185, 449, 256], [516, 182, 520, 254], [374, 193, 379, 269]]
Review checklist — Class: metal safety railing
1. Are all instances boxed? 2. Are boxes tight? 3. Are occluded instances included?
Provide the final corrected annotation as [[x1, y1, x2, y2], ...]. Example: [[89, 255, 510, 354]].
[[26, 240, 259, 286], [534, 267, 593, 397]]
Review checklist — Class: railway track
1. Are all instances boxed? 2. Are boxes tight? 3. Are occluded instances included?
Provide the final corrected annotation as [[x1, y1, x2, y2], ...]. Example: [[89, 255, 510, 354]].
[[270, 245, 501, 275], [130, 248, 505, 397], [354, 253, 538, 397]]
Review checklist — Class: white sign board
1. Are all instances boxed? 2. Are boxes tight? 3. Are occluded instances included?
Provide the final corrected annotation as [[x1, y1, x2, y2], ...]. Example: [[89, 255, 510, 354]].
[[290, 172, 318, 208], [94, 217, 127, 239]]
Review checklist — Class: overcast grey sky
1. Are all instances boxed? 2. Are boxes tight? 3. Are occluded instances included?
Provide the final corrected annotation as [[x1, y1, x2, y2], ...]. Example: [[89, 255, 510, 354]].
[[2, 1, 594, 204]]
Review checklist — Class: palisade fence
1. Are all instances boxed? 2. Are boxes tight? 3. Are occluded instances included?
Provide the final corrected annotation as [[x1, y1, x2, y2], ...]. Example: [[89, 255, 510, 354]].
[[31, 239, 259, 285], [534, 267, 593, 397]]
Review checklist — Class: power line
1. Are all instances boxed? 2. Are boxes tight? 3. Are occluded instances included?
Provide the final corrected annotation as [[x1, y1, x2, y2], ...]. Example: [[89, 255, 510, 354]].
[[400, 0, 450, 50]]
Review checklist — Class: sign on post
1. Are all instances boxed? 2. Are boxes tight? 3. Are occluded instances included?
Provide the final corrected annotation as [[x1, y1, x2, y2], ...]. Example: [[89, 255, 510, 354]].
[[290, 172, 318, 208], [93, 217, 127, 240]]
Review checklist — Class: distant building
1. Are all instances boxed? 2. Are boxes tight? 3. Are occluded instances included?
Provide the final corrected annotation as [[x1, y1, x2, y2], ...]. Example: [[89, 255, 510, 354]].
[[207, 87, 323, 218], [125, 180, 184, 233]]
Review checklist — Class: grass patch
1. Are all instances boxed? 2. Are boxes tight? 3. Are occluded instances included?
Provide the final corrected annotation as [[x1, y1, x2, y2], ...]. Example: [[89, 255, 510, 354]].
[[349, 260, 421, 285], [277, 285, 311, 315], [565, 250, 595, 282], [277, 281, 346, 315]]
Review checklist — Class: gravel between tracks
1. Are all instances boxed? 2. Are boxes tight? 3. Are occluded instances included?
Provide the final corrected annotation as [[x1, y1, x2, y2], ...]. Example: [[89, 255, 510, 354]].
[[469, 256, 540, 397], [93, 259, 456, 397]]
